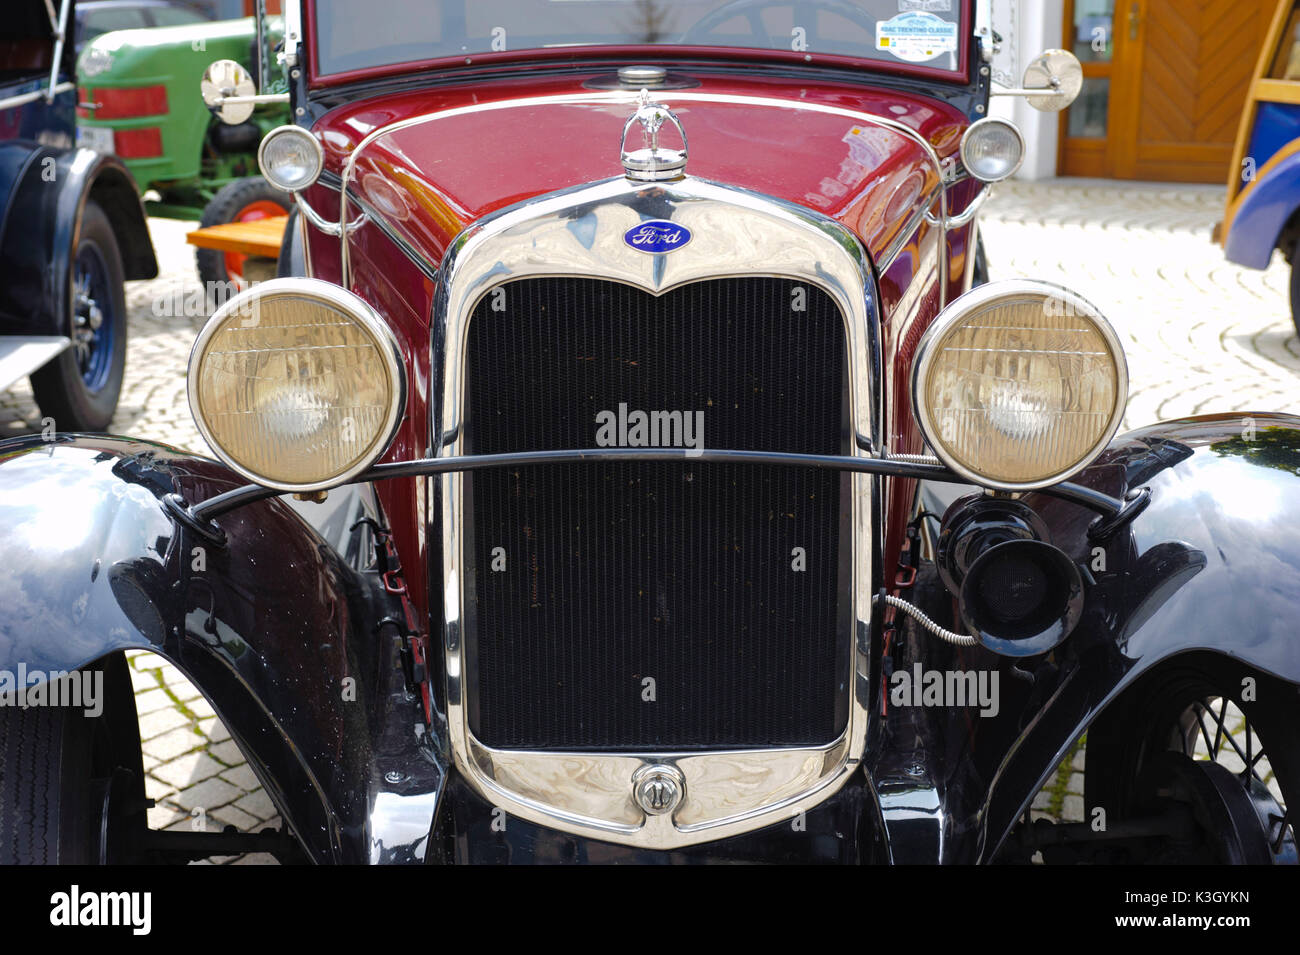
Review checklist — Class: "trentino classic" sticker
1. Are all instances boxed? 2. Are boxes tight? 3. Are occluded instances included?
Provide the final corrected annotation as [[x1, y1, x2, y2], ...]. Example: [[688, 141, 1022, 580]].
[[876, 11, 959, 64]]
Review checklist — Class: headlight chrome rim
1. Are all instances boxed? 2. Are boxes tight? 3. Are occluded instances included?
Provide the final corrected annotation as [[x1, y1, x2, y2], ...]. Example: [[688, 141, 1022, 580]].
[[257, 124, 324, 193], [187, 277, 407, 493], [960, 117, 1026, 183], [911, 279, 1128, 492]]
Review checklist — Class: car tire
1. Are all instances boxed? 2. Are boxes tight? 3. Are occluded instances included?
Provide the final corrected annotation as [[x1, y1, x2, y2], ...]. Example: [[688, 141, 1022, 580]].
[[1085, 656, 1299, 864], [276, 206, 306, 278], [29, 200, 128, 433], [0, 655, 146, 864], [196, 176, 292, 303]]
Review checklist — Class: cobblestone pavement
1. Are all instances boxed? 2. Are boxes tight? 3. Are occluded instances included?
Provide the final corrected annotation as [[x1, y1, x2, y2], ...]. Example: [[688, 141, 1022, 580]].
[[1, 178, 1293, 857], [980, 179, 1300, 428]]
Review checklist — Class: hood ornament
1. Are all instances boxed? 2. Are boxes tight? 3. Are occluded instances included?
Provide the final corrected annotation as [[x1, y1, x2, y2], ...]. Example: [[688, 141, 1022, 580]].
[[621, 89, 688, 182]]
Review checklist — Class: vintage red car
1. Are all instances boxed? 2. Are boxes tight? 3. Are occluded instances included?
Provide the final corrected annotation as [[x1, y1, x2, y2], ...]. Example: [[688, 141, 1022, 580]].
[[1, 0, 1298, 865]]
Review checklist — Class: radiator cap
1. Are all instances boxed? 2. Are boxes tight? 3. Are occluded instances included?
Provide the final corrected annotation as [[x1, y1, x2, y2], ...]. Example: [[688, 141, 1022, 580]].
[[633, 764, 686, 816]]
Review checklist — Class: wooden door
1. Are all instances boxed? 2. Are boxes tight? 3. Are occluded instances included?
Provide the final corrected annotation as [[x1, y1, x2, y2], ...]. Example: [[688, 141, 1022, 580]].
[[1062, 0, 1276, 181]]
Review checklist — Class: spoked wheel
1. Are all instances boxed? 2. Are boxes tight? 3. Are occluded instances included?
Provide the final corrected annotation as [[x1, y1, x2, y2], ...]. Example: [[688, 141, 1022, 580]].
[[30, 200, 127, 432], [1087, 657, 1298, 864], [0, 655, 148, 864]]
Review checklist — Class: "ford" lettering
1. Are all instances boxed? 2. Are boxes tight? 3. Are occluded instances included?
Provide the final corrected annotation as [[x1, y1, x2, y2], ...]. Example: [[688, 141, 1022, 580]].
[[623, 220, 692, 253]]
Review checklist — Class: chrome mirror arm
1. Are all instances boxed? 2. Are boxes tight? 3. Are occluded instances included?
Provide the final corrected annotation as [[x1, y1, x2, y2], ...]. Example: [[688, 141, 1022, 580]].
[[991, 82, 1066, 100]]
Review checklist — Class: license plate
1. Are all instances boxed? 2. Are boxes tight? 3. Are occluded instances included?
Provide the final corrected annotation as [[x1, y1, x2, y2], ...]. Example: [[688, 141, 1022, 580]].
[[76, 124, 115, 154]]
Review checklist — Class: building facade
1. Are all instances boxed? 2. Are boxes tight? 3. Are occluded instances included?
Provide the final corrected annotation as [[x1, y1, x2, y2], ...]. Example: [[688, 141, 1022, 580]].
[[994, 0, 1278, 182]]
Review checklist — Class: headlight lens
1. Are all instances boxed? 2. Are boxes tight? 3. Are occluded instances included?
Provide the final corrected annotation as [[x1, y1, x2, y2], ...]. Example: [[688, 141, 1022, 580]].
[[960, 118, 1025, 183], [79, 46, 114, 78], [912, 281, 1127, 490], [257, 125, 323, 192], [188, 279, 405, 491]]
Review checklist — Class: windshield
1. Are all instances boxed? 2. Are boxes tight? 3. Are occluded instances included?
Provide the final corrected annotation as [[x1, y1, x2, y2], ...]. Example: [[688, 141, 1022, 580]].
[[310, 0, 970, 78]]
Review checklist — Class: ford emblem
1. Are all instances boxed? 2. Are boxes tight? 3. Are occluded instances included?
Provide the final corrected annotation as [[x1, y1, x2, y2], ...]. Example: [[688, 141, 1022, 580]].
[[623, 220, 692, 253]]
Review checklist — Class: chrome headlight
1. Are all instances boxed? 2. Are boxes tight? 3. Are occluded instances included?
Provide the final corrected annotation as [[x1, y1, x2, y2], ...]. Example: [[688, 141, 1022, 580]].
[[960, 118, 1025, 183], [188, 279, 406, 492], [257, 124, 323, 192], [912, 280, 1127, 491], [78, 45, 115, 79]]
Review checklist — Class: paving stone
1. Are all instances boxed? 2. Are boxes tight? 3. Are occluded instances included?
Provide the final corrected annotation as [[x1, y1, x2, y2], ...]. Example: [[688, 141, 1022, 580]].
[[173, 777, 242, 812], [209, 740, 244, 765], [132, 687, 175, 717], [151, 752, 226, 790], [220, 764, 260, 792], [1067, 772, 1086, 796], [159, 663, 193, 688], [147, 805, 187, 830], [145, 726, 205, 762], [136, 706, 191, 741], [1062, 795, 1086, 823], [130, 667, 160, 692], [196, 717, 231, 743], [234, 789, 277, 820], [165, 681, 203, 704], [211, 804, 262, 831], [144, 774, 176, 801]]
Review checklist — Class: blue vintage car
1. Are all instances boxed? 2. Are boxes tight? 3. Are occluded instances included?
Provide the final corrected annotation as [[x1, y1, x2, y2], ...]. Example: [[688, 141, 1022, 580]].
[[0, 0, 156, 431], [1221, 0, 1300, 336]]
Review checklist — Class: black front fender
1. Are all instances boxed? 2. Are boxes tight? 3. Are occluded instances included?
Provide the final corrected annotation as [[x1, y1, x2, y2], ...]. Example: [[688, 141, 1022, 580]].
[[0, 148, 156, 338], [0, 435, 440, 863], [974, 412, 1300, 861]]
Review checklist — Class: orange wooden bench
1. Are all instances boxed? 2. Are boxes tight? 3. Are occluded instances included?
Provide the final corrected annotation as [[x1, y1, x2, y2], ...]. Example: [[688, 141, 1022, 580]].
[[186, 215, 289, 259]]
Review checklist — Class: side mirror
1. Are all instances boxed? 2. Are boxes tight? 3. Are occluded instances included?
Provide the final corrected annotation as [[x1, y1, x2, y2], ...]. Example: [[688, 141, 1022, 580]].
[[200, 59, 256, 125], [1022, 49, 1084, 112]]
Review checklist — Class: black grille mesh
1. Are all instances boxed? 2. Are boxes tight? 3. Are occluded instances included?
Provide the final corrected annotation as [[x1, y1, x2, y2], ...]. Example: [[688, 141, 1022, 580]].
[[465, 277, 846, 750]]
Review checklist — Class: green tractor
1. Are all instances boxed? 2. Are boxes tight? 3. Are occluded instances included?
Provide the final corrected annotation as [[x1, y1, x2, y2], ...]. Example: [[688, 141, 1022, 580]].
[[76, 15, 290, 291]]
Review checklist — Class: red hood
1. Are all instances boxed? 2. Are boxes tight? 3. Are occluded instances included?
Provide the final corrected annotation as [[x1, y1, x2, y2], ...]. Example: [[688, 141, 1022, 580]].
[[311, 70, 967, 267]]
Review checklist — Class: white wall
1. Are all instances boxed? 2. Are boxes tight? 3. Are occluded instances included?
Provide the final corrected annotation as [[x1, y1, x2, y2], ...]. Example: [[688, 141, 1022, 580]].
[[988, 1, 1066, 180]]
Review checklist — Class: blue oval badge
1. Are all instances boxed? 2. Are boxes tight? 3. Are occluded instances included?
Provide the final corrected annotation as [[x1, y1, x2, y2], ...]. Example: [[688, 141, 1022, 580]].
[[623, 220, 692, 253]]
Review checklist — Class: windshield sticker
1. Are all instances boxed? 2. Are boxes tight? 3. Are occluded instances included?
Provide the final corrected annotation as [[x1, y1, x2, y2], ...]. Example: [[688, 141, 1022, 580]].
[[876, 11, 959, 63], [899, 0, 953, 11]]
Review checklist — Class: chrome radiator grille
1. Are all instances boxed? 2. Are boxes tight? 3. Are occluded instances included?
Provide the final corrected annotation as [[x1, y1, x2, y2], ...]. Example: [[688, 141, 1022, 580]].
[[463, 276, 850, 751]]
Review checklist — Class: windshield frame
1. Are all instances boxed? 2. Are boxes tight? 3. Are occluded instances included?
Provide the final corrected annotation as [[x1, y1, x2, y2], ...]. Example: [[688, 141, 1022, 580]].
[[301, 0, 975, 89]]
